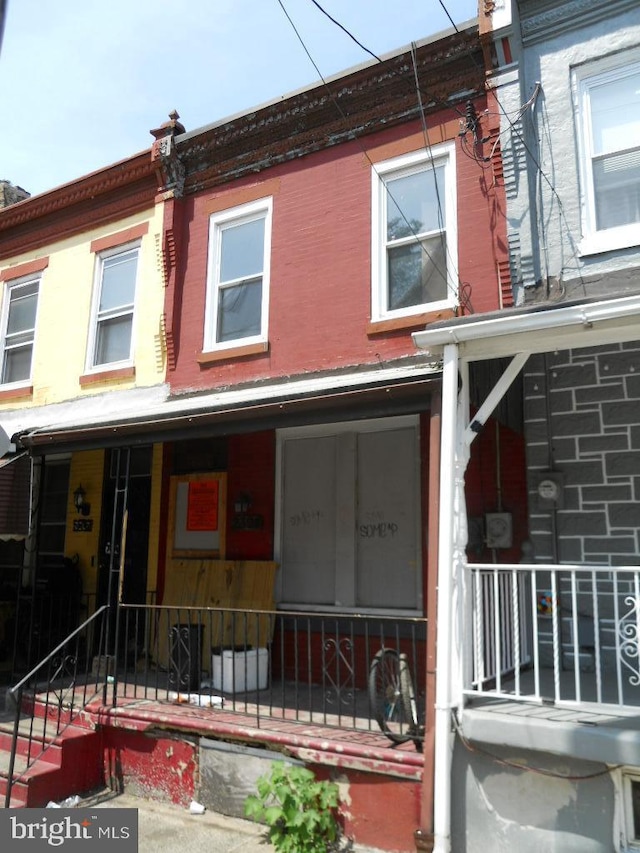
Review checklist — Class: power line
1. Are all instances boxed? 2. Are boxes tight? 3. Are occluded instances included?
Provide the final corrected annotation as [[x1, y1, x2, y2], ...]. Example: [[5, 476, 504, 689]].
[[308, 0, 381, 62], [279, 0, 484, 304], [438, 0, 459, 32]]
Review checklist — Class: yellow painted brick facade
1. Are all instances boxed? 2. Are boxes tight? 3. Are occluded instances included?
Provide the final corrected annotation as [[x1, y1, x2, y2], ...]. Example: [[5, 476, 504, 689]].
[[0, 204, 166, 410], [65, 449, 105, 597], [65, 444, 164, 601]]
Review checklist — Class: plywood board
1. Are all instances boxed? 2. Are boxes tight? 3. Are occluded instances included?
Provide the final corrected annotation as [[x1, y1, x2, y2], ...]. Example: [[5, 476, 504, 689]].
[[155, 560, 277, 675]]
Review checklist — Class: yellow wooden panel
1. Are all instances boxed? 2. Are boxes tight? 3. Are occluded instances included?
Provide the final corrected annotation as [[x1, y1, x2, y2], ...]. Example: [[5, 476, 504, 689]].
[[157, 559, 277, 675]]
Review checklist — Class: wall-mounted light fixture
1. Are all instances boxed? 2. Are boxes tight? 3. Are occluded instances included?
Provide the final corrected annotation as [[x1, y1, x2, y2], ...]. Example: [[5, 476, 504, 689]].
[[232, 492, 263, 531], [73, 484, 91, 517]]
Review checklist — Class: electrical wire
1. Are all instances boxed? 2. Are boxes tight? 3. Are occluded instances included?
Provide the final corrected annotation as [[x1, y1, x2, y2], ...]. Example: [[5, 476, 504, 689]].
[[409, 40, 473, 313], [438, 0, 459, 32], [277, 0, 460, 303], [308, 0, 381, 62], [452, 711, 621, 781]]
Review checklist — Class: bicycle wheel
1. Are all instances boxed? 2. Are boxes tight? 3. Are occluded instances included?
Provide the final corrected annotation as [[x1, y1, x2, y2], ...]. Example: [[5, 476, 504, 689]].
[[369, 648, 415, 744]]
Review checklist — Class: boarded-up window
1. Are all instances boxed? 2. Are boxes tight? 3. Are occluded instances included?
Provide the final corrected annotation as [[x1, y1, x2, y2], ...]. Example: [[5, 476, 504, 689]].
[[279, 419, 421, 611]]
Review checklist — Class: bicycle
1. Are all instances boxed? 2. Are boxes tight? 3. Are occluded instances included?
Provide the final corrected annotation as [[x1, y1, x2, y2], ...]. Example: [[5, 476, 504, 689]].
[[368, 647, 424, 751]]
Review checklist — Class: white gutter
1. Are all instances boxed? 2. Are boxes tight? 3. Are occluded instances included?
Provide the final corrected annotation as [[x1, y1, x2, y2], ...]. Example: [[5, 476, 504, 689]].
[[413, 293, 640, 361], [9, 361, 440, 440]]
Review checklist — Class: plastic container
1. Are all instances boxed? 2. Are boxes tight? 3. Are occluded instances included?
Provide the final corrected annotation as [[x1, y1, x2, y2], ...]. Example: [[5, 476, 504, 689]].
[[211, 647, 268, 692]]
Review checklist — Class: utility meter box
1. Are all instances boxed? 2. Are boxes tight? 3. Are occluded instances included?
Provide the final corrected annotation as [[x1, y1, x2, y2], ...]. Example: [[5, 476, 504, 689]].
[[485, 512, 513, 549]]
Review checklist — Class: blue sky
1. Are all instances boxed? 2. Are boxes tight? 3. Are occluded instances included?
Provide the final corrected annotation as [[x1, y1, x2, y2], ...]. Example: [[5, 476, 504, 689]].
[[0, 0, 478, 198]]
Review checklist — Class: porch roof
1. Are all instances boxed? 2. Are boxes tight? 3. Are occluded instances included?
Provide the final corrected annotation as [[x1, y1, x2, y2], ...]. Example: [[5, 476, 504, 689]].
[[413, 292, 640, 361], [10, 360, 439, 453]]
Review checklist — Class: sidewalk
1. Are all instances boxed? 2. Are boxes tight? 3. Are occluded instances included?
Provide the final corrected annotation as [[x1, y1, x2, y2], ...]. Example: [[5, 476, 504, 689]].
[[78, 789, 387, 853], [78, 789, 270, 853]]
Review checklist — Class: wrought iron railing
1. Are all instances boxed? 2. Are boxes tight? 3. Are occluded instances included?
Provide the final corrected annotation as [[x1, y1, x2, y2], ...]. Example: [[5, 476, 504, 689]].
[[3, 605, 109, 808], [464, 562, 640, 708], [11, 591, 98, 679], [109, 604, 428, 735]]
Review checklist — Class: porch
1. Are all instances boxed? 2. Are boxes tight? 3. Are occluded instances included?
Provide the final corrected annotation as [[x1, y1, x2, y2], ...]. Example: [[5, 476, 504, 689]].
[[464, 562, 640, 710], [3, 603, 426, 800]]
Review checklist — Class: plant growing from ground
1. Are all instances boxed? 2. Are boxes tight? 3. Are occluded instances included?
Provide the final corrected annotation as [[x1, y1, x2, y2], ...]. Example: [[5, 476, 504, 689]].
[[244, 761, 341, 853]]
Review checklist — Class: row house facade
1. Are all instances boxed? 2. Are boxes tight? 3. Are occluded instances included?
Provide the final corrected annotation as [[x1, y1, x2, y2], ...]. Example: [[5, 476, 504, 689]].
[[0, 14, 522, 853], [416, 1, 640, 852]]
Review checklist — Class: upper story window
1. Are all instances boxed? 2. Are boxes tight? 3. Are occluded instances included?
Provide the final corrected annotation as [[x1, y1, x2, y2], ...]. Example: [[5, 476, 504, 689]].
[[371, 144, 457, 322], [0, 275, 39, 386], [204, 198, 272, 352], [574, 51, 640, 255], [88, 242, 139, 370]]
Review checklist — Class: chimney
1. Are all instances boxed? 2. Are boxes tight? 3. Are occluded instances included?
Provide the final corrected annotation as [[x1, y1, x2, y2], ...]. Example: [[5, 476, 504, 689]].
[[0, 181, 30, 209]]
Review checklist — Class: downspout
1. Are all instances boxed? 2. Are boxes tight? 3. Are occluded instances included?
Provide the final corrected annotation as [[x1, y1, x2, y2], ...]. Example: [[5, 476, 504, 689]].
[[432, 342, 461, 853]]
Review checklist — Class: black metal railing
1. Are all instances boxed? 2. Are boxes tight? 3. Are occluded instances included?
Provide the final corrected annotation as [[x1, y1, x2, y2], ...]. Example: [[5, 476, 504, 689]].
[[3, 605, 109, 808], [109, 604, 428, 736], [11, 592, 98, 679]]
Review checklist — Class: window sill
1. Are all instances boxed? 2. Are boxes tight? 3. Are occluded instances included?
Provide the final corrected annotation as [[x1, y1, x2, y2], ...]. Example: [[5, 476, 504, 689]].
[[367, 308, 455, 335], [79, 366, 135, 387], [579, 227, 640, 257], [0, 385, 33, 402], [198, 341, 269, 365]]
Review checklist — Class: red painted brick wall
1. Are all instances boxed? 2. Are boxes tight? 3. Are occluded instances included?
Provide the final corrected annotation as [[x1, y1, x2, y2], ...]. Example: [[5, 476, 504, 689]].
[[168, 104, 504, 394], [225, 430, 275, 560], [465, 416, 529, 564]]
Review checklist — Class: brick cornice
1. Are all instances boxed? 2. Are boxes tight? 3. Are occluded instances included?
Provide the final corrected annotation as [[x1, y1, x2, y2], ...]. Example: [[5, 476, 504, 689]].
[[178, 29, 484, 194], [0, 154, 157, 261]]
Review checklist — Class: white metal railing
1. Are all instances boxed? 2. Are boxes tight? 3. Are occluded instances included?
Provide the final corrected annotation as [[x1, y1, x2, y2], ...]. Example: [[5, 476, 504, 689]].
[[464, 563, 640, 709]]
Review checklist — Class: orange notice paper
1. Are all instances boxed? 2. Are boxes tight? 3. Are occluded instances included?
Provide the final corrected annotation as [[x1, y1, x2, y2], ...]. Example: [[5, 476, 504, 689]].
[[186, 480, 219, 531]]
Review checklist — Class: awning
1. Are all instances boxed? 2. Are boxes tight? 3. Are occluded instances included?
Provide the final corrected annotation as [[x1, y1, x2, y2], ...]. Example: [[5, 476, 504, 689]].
[[413, 292, 640, 361], [14, 361, 441, 454]]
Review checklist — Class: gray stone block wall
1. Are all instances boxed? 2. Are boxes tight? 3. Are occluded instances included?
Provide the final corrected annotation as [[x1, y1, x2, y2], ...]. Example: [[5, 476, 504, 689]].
[[525, 343, 640, 673], [525, 342, 640, 566]]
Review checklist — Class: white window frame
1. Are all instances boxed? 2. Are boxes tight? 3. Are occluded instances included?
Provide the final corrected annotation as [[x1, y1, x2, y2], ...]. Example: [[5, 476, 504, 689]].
[[371, 143, 457, 322], [0, 273, 40, 388], [86, 240, 140, 372], [620, 769, 640, 852], [573, 49, 640, 256], [204, 197, 272, 353]]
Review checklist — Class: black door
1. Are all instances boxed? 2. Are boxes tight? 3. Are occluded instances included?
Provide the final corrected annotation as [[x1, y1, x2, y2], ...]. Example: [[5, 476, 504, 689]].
[[97, 447, 152, 657]]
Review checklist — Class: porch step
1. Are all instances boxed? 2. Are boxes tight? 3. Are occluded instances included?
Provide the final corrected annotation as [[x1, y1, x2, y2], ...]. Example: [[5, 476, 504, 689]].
[[0, 708, 104, 808]]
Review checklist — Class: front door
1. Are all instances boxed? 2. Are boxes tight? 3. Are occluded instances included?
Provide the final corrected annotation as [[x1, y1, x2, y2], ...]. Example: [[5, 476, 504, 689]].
[[97, 447, 152, 655]]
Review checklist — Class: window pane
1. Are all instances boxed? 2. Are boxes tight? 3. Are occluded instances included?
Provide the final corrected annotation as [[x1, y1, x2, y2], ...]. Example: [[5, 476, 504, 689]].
[[7, 287, 38, 335], [217, 279, 262, 342], [220, 218, 265, 282], [94, 315, 133, 365], [388, 236, 447, 310], [2, 345, 32, 383], [386, 166, 445, 240], [590, 71, 640, 155], [593, 148, 640, 229], [99, 251, 138, 312]]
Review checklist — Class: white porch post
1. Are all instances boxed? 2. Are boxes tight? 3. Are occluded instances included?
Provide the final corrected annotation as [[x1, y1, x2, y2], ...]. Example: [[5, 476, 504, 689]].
[[432, 342, 467, 853]]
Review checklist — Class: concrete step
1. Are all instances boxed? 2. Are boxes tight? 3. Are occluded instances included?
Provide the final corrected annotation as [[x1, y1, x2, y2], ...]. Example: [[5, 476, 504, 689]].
[[0, 709, 103, 808]]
